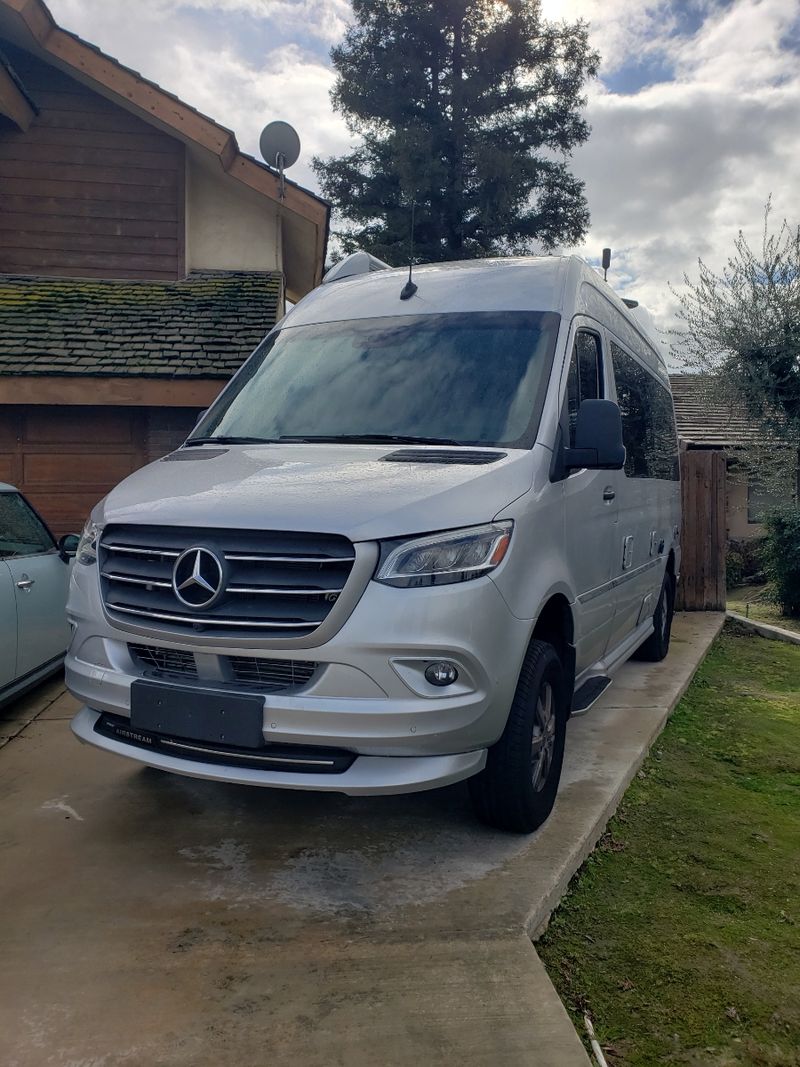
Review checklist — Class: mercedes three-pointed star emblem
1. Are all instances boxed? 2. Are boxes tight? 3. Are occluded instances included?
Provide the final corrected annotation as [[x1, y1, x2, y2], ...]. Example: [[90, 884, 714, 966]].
[[172, 546, 224, 610]]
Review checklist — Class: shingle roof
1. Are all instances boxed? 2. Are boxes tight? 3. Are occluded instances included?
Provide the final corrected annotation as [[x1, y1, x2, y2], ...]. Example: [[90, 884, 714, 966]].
[[669, 374, 763, 448], [0, 271, 281, 378]]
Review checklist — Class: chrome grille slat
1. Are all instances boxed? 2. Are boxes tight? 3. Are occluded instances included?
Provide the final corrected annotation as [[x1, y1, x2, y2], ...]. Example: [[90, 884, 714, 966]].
[[105, 573, 331, 597], [103, 543, 181, 558], [225, 553, 354, 564], [102, 572, 172, 589], [112, 604, 319, 629], [226, 586, 335, 596]]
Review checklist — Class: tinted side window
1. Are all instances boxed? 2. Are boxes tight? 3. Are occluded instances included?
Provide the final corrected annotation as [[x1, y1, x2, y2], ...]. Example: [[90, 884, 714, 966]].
[[647, 378, 680, 481], [611, 341, 650, 478], [0, 493, 55, 559], [611, 341, 680, 481], [566, 332, 603, 447]]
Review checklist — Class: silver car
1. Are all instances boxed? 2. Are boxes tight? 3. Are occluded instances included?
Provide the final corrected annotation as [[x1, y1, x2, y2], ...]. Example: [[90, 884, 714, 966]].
[[66, 255, 681, 832], [1, 484, 77, 707]]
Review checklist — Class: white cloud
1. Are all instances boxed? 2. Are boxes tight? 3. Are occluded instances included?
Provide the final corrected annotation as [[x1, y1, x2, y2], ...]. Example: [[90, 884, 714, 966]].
[[53, 0, 349, 47], [178, 0, 351, 45], [539, 0, 683, 73], [559, 0, 800, 347]]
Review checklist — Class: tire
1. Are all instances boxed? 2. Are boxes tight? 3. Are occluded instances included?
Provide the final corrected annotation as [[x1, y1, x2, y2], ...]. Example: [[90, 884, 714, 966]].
[[633, 571, 675, 662], [468, 639, 567, 834]]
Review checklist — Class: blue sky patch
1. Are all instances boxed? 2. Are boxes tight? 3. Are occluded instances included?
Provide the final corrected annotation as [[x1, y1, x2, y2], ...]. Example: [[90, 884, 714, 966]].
[[602, 53, 676, 95], [175, 6, 331, 66]]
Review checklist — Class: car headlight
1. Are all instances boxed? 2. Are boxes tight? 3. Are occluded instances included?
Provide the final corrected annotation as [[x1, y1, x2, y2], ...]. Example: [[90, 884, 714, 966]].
[[375, 522, 512, 588], [76, 520, 103, 566]]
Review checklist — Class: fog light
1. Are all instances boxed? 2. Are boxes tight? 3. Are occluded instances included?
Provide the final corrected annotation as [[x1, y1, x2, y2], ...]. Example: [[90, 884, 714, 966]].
[[425, 661, 459, 687]]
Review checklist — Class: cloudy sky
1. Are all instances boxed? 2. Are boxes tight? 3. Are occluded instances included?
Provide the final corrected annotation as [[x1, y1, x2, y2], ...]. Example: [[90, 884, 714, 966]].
[[49, 0, 800, 347]]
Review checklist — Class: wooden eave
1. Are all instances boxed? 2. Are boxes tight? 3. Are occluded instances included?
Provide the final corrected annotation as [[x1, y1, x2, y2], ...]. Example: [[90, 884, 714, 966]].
[[0, 375, 224, 407], [0, 0, 330, 298]]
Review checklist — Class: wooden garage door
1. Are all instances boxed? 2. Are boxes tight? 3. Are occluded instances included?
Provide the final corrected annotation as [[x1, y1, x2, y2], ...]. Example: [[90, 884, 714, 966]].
[[0, 406, 147, 537]]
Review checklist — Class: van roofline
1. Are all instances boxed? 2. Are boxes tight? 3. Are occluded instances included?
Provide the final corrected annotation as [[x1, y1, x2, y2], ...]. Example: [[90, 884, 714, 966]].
[[305, 253, 665, 369]]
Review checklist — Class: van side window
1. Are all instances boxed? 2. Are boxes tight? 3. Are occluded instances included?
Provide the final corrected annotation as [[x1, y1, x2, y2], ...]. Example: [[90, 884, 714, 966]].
[[648, 378, 681, 481], [611, 341, 680, 481], [566, 332, 603, 447], [611, 341, 650, 478]]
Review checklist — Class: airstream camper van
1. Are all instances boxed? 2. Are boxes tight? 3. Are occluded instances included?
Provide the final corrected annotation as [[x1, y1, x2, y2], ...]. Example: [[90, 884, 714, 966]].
[[66, 255, 681, 832]]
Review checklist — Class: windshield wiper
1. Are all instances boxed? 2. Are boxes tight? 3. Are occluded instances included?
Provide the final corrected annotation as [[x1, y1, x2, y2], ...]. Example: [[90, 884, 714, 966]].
[[184, 436, 280, 447], [276, 434, 464, 446]]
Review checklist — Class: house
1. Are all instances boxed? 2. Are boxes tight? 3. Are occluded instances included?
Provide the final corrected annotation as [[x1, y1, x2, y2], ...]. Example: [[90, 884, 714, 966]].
[[0, 0, 329, 536], [670, 374, 783, 540]]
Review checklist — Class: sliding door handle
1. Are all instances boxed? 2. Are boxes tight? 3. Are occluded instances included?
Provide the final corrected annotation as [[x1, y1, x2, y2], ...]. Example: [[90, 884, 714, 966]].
[[602, 487, 616, 502]]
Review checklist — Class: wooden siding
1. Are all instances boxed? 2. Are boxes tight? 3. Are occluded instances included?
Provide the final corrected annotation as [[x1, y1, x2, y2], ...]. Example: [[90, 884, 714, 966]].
[[1, 405, 201, 536], [677, 449, 727, 611], [0, 44, 185, 280], [144, 408, 199, 463], [1, 405, 147, 536]]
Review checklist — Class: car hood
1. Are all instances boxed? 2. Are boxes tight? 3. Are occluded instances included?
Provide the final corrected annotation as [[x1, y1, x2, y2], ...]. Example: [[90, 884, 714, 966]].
[[97, 444, 536, 541]]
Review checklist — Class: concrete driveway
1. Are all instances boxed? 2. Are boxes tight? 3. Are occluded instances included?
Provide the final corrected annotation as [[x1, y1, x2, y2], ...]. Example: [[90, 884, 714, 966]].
[[0, 613, 723, 1067]]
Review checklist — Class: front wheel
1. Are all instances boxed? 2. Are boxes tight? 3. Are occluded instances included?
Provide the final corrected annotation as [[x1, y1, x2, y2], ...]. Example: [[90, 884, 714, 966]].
[[468, 639, 567, 834]]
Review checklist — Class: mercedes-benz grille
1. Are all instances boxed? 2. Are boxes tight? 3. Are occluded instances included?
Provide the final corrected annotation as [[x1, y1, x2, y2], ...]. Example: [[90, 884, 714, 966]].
[[99, 525, 356, 639]]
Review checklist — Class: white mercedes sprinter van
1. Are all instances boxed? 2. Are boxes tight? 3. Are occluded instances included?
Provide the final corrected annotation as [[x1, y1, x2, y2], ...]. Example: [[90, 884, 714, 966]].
[[67, 255, 681, 833]]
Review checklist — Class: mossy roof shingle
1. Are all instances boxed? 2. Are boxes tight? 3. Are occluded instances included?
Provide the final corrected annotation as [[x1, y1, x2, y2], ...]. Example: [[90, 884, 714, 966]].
[[0, 270, 282, 378], [669, 374, 763, 448]]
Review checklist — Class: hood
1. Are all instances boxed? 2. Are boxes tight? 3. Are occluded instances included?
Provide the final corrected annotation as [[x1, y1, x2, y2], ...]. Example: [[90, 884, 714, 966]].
[[97, 444, 536, 541]]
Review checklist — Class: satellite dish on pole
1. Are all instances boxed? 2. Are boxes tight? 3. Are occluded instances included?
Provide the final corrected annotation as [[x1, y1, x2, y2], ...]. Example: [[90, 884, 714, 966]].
[[259, 121, 301, 201]]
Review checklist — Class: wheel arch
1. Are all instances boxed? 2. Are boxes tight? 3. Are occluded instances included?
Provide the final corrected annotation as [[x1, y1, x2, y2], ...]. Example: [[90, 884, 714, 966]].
[[530, 593, 576, 710], [666, 549, 676, 580]]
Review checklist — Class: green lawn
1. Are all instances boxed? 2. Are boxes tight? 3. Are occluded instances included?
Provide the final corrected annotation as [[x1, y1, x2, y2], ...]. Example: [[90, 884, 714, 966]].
[[538, 628, 800, 1066], [727, 586, 800, 636]]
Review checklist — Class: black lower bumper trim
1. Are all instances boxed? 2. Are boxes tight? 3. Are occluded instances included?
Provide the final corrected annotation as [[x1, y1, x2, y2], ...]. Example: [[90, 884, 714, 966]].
[[94, 712, 355, 774]]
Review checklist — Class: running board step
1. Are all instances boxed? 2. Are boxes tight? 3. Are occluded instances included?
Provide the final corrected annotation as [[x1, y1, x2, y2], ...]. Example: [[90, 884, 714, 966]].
[[571, 676, 612, 716]]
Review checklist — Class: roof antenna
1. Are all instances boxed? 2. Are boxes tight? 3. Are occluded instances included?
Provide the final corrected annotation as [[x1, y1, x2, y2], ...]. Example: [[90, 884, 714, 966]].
[[602, 247, 611, 282], [400, 201, 418, 301]]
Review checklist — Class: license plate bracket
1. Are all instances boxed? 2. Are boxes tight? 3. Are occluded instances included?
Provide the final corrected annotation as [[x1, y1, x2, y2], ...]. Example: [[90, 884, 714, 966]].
[[130, 681, 264, 749]]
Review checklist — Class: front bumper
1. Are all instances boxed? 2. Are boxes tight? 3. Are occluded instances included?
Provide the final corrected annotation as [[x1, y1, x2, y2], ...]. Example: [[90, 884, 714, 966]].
[[66, 561, 533, 766], [71, 706, 486, 795]]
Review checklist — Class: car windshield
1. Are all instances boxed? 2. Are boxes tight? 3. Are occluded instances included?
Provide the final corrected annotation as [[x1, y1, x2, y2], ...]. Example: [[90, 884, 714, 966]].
[[192, 311, 561, 449]]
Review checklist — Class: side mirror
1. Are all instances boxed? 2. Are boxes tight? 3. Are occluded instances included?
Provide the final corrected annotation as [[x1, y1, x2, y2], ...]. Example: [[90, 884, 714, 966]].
[[58, 533, 80, 562], [195, 409, 208, 427], [564, 399, 626, 471]]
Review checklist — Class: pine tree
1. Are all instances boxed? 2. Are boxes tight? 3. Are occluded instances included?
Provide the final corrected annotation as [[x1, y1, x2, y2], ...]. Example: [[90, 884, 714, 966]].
[[313, 0, 599, 264]]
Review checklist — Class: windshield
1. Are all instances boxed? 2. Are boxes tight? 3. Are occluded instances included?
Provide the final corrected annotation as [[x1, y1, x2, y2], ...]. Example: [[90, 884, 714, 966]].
[[192, 311, 561, 449]]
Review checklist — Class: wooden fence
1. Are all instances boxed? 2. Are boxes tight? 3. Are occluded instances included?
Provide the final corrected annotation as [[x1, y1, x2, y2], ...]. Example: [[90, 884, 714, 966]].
[[677, 449, 727, 611]]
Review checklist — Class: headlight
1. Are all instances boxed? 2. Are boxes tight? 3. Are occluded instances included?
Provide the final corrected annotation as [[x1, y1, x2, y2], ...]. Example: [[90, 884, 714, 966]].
[[76, 520, 103, 566], [375, 522, 512, 588]]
